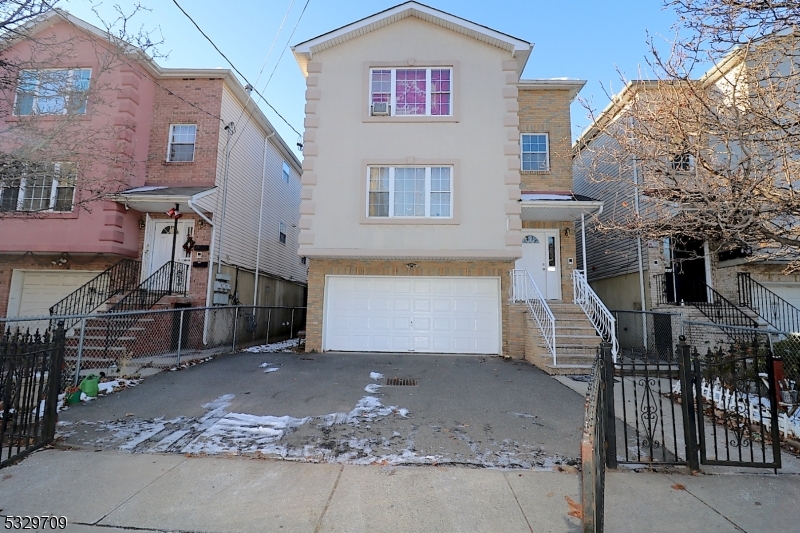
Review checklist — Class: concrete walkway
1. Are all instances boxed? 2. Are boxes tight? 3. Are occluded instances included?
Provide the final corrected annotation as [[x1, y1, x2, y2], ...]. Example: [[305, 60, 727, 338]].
[[1, 449, 799, 533]]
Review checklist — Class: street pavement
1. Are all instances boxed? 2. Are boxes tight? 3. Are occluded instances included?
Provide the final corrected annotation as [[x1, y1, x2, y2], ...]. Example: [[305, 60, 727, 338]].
[[1, 449, 799, 532]]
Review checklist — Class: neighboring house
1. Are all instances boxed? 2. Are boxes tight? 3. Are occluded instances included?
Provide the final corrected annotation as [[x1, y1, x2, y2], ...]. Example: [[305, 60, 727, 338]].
[[0, 10, 305, 329], [574, 66, 800, 338], [292, 1, 606, 370]]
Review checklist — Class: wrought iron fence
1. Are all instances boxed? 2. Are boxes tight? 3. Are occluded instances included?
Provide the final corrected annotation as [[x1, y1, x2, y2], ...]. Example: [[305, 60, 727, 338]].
[[2, 306, 306, 390], [1, 322, 65, 468], [581, 342, 613, 533]]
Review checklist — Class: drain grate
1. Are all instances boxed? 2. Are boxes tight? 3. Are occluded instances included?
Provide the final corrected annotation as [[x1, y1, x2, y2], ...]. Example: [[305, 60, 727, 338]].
[[386, 377, 417, 386]]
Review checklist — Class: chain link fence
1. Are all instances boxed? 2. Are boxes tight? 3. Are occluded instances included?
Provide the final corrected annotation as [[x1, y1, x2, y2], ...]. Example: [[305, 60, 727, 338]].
[[0, 306, 306, 390], [683, 320, 800, 384], [612, 310, 799, 384]]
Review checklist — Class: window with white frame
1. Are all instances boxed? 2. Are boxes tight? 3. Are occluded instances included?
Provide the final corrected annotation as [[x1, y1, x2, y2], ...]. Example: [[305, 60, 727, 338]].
[[370, 67, 452, 116], [279, 222, 287, 244], [282, 161, 290, 183], [167, 124, 197, 162], [14, 69, 91, 116], [367, 166, 452, 218], [521, 133, 549, 171], [0, 161, 76, 212]]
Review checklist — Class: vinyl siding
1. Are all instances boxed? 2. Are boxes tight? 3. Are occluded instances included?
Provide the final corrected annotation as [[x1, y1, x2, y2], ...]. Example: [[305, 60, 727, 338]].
[[574, 131, 648, 282], [213, 86, 306, 284]]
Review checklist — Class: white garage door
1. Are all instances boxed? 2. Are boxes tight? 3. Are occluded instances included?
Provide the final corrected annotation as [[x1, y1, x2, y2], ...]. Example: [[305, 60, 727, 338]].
[[12, 270, 101, 318], [323, 276, 501, 354]]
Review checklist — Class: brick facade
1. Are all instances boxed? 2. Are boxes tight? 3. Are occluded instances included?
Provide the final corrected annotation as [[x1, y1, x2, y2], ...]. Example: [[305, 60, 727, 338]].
[[517, 88, 574, 191], [305, 259, 515, 354], [145, 77, 223, 187]]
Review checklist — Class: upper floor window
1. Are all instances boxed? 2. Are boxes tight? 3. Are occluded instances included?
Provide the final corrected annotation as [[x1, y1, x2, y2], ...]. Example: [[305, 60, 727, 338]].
[[0, 161, 76, 212], [367, 166, 452, 218], [279, 222, 287, 244], [521, 133, 549, 171], [370, 67, 452, 117], [167, 124, 197, 162], [14, 69, 91, 116], [282, 161, 291, 183]]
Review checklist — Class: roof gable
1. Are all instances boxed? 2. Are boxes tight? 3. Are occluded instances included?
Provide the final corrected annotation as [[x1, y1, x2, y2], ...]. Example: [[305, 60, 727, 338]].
[[292, 1, 531, 76]]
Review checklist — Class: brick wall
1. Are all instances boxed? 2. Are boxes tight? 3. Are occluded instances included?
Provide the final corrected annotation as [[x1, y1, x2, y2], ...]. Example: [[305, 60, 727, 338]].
[[305, 259, 515, 354], [146, 77, 223, 187], [517, 88, 573, 191]]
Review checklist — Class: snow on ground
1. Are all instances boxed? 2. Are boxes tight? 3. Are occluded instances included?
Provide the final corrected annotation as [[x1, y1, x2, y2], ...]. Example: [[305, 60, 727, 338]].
[[263, 367, 280, 373], [244, 339, 299, 353], [369, 372, 384, 380], [62, 371, 575, 469]]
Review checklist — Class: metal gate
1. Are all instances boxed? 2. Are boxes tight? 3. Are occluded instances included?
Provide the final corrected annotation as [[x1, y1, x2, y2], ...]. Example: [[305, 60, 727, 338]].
[[603, 336, 782, 471], [1, 322, 66, 468]]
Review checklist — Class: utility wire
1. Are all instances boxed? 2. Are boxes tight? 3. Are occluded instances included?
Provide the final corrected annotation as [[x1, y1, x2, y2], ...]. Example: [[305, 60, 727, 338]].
[[232, 0, 296, 128], [170, 0, 302, 137], [231, 0, 310, 151]]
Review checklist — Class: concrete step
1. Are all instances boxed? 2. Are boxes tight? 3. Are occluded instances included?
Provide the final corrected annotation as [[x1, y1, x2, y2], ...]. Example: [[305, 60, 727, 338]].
[[543, 363, 594, 376]]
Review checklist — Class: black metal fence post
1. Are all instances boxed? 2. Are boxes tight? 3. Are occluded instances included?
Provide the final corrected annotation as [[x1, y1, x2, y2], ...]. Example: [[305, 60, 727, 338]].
[[678, 336, 700, 472], [43, 321, 65, 443], [601, 341, 617, 469], [767, 352, 783, 473]]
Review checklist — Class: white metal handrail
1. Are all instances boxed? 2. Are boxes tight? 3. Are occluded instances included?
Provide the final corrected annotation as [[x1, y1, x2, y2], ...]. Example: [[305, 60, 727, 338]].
[[511, 269, 557, 364], [572, 269, 618, 361]]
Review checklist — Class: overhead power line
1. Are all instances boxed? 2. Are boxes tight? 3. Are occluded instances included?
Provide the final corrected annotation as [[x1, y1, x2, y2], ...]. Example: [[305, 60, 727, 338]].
[[170, 0, 303, 137]]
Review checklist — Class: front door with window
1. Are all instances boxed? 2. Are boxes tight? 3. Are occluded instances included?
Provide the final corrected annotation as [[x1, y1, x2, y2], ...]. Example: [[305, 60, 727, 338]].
[[516, 230, 561, 300], [148, 220, 194, 290]]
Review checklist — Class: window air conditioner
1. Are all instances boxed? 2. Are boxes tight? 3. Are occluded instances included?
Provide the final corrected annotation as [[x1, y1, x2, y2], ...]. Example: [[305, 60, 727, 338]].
[[371, 102, 389, 116]]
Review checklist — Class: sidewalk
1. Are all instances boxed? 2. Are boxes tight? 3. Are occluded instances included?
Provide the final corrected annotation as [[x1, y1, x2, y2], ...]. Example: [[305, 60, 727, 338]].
[[1, 449, 798, 533]]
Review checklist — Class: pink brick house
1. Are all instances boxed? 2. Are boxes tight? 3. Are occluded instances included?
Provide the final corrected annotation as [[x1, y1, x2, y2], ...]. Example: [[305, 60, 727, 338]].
[[0, 11, 306, 326]]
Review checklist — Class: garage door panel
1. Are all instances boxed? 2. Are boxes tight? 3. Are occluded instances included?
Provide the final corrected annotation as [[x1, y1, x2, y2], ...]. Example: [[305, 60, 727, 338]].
[[370, 317, 391, 330], [433, 318, 451, 331], [413, 299, 431, 312], [324, 276, 500, 354], [393, 298, 411, 311]]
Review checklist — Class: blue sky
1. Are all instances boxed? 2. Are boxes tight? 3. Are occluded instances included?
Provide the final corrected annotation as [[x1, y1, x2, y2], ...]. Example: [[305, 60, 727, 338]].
[[63, 0, 680, 156]]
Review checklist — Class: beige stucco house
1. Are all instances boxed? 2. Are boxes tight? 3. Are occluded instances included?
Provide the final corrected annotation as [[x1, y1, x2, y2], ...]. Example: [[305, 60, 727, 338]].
[[292, 2, 608, 369]]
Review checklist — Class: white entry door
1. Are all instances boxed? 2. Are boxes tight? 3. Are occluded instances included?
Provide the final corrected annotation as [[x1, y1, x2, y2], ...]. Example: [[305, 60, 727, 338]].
[[516, 230, 561, 300], [148, 220, 194, 289], [323, 276, 501, 354]]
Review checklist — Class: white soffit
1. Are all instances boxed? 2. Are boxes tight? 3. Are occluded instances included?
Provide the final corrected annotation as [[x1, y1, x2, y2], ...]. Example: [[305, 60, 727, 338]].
[[292, 1, 532, 75]]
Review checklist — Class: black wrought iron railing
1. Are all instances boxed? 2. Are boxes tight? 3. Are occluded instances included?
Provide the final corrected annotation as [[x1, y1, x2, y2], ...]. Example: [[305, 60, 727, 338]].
[[690, 280, 758, 330], [102, 261, 188, 359], [49, 259, 141, 327], [107, 261, 188, 314], [738, 272, 800, 333]]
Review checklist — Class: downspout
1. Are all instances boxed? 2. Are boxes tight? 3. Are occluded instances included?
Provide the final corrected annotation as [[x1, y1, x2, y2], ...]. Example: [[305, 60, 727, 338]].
[[188, 187, 217, 345], [632, 154, 648, 349], [217, 122, 235, 276], [254, 131, 277, 307]]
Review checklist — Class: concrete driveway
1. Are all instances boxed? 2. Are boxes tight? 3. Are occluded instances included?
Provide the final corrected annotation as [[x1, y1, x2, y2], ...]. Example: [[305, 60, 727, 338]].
[[58, 351, 586, 468]]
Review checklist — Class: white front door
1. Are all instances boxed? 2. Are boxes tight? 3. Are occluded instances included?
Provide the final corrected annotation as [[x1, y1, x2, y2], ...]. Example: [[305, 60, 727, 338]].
[[148, 220, 194, 289], [516, 230, 561, 300]]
